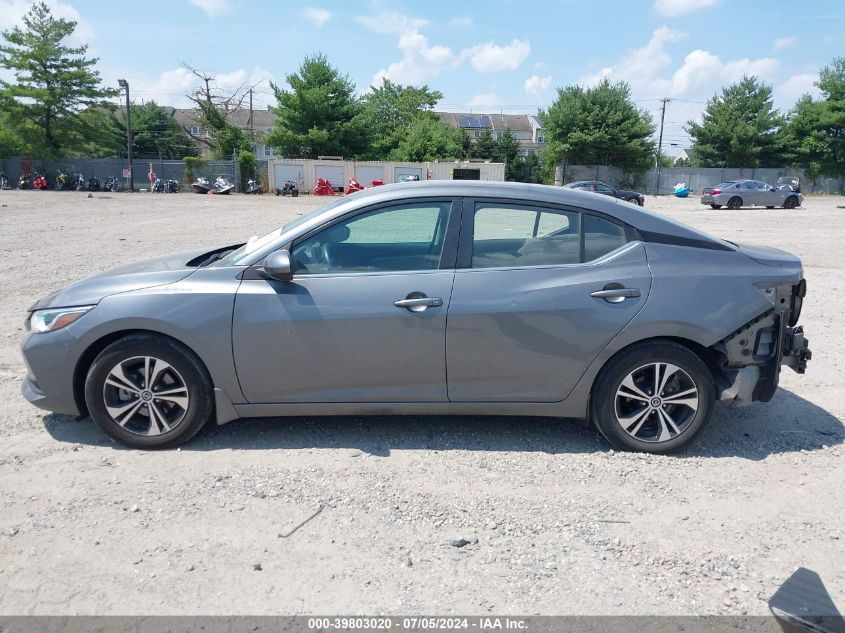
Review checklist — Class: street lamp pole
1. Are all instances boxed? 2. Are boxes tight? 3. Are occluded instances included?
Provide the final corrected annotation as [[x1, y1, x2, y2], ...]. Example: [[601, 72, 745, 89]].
[[117, 79, 133, 192]]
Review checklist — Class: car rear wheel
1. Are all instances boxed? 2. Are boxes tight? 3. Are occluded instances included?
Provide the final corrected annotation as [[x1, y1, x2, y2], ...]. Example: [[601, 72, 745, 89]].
[[84, 334, 214, 449], [783, 196, 799, 209], [590, 341, 715, 453], [629, 197, 643, 206], [710, 204, 722, 209], [727, 197, 743, 210]]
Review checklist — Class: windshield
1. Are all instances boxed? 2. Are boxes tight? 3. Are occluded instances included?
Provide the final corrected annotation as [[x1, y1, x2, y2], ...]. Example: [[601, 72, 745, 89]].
[[216, 197, 351, 266]]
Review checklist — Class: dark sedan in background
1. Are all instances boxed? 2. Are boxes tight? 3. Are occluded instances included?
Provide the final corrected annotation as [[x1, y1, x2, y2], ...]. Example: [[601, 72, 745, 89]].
[[563, 180, 645, 206]]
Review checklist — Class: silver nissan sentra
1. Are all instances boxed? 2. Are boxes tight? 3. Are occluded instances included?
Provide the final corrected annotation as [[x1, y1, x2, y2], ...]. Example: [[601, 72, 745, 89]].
[[21, 181, 811, 453]]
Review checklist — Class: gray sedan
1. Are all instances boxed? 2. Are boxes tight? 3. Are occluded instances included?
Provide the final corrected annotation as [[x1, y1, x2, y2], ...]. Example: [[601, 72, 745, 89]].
[[21, 181, 811, 453], [701, 180, 804, 209]]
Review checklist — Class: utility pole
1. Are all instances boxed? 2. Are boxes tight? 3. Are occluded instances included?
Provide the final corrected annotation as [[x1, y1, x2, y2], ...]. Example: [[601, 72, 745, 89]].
[[653, 97, 670, 197], [248, 87, 254, 140], [118, 79, 133, 192]]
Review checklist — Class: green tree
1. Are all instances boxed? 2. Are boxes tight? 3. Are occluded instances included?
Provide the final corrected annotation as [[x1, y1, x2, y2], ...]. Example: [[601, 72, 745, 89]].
[[0, 2, 116, 156], [783, 57, 845, 178], [455, 127, 472, 159], [0, 111, 26, 156], [115, 101, 196, 159], [267, 54, 368, 159], [471, 128, 498, 159], [686, 76, 786, 167], [237, 149, 257, 189], [494, 129, 521, 180], [389, 117, 460, 162], [508, 152, 543, 184], [361, 79, 443, 158], [540, 79, 655, 170]]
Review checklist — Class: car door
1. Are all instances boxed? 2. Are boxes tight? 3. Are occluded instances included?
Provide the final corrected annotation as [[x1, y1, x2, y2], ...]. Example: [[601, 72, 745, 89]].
[[446, 199, 652, 402], [594, 182, 616, 198], [232, 199, 459, 403], [757, 181, 779, 206]]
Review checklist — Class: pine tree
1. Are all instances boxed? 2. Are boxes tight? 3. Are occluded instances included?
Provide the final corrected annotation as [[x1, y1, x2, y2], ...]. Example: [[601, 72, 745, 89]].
[[0, 2, 116, 156]]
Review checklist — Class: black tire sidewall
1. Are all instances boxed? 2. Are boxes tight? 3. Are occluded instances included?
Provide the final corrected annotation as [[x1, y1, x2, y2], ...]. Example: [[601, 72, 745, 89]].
[[728, 197, 742, 209], [84, 334, 213, 449], [591, 342, 716, 453]]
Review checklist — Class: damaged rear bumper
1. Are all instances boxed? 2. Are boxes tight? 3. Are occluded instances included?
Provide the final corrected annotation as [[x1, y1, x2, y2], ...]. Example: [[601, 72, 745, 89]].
[[716, 282, 811, 405]]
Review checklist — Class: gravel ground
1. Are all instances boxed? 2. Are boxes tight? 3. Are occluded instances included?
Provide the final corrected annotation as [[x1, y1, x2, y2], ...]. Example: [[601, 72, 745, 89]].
[[0, 189, 843, 616]]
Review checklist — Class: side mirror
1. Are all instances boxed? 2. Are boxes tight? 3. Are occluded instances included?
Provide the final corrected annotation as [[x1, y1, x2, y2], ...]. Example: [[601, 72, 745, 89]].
[[263, 249, 293, 281]]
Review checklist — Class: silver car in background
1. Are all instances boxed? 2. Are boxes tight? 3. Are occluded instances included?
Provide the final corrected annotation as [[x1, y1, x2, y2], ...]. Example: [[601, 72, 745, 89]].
[[21, 181, 811, 453], [701, 180, 804, 210]]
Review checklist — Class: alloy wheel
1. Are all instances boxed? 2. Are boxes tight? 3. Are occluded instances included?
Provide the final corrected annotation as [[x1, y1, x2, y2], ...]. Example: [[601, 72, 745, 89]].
[[614, 362, 699, 443], [102, 356, 190, 436]]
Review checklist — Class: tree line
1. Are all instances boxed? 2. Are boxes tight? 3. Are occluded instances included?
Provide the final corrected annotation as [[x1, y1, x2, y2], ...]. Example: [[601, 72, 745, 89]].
[[2, 2, 843, 185]]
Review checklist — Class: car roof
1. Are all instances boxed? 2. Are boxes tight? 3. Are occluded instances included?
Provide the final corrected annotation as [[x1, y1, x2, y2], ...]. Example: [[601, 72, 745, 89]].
[[246, 180, 732, 263]]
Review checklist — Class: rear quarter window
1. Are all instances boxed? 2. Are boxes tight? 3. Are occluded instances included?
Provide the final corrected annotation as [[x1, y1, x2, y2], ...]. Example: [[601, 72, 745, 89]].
[[584, 215, 628, 261]]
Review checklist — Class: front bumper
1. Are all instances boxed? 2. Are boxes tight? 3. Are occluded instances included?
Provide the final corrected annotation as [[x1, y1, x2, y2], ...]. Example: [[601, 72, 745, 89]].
[[20, 327, 83, 416]]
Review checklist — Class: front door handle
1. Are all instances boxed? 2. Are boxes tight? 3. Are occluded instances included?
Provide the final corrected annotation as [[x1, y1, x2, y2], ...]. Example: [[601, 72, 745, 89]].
[[394, 295, 443, 312], [590, 286, 641, 303]]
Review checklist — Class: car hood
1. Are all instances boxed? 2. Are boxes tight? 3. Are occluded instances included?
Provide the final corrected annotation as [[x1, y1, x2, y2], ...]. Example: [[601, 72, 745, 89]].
[[29, 247, 213, 311]]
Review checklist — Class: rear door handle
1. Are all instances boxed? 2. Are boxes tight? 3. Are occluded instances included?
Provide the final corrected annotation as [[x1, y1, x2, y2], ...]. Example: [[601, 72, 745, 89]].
[[394, 296, 443, 312], [590, 287, 641, 303]]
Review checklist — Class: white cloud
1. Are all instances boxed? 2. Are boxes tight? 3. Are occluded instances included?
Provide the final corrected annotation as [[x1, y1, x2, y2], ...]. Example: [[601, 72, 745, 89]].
[[578, 26, 783, 155], [467, 93, 500, 108], [774, 73, 822, 108], [773, 36, 797, 50], [581, 26, 685, 87], [362, 10, 531, 87], [653, 0, 720, 16], [448, 16, 473, 28], [302, 7, 332, 27], [370, 29, 457, 86], [119, 66, 275, 108], [185, 0, 234, 17], [524, 74, 551, 95], [0, 0, 93, 45], [463, 39, 531, 73], [356, 12, 427, 35]]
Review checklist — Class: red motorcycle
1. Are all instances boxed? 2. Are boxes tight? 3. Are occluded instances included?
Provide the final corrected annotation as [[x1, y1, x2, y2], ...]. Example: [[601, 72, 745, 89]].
[[314, 177, 335, 196], [344, 177, 385, 195], [32, 172, 47, 190]]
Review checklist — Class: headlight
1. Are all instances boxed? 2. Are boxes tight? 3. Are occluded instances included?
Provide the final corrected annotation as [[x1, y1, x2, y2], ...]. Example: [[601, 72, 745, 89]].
[[28, 306, 94, 333]]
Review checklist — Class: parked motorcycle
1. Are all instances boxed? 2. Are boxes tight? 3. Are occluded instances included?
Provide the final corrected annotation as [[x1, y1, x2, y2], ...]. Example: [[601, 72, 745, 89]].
[[73, 173, 85, 191], [211, 176, 235, 195], [191, 177, 211, 194], [18, 173, 30, 189], [0, 173, 9, 190], [313, 177, 334, 196], [33, 172, 47, 190], [244, 178, 260, 194], [105, 177, 120, 192], [54, 171, 69, 191], [87, 176, 101, 192], [275, 180, 299, 197], [153, 178, 179, 193]]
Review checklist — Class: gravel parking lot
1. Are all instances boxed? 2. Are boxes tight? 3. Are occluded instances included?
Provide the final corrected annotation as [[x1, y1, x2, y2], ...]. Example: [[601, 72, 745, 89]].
[[0, 189, 842, 616]]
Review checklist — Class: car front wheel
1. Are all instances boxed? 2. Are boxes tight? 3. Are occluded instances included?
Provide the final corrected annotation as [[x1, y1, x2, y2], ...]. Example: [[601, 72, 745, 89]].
[[590, 341, 715, 453], [84, 334, 214, 449]]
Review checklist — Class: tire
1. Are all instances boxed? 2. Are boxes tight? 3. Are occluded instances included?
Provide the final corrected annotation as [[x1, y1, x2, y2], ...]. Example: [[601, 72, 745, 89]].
[[765, 206, 775, 209], [783, 196, 798, 209], [84, 334, 214, 449], [710, 204, 722, 209], [727, 197, 743, 210], [590, 341, 716, 454]]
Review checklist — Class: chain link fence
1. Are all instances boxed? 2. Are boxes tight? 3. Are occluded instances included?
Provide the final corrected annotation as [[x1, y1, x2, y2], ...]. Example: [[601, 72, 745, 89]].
[[0, 157, 236, 191], [560, 164, 845, 195]]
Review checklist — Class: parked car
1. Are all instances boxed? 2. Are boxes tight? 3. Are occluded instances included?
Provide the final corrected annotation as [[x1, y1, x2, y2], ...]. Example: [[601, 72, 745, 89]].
[[701, 180, 803, 210], [563, 180, 644, 206], [21, 181, 810, 453], [776, 176, 800, 193]]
